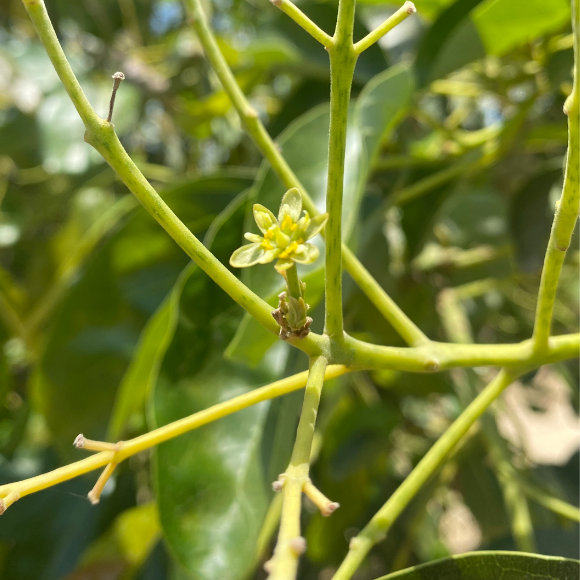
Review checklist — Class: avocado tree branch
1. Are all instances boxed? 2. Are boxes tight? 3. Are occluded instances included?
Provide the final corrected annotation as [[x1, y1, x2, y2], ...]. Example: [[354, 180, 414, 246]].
[[183, 0, 428, 346], [533, 0, 579, 349], [0, 365, 349, 513], [322, 0, 357, 339], [266, 356, 331, 580]]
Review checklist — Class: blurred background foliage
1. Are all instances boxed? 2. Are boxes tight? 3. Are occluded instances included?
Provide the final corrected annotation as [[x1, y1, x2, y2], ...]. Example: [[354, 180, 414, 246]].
[[0, 0, 578, 578]]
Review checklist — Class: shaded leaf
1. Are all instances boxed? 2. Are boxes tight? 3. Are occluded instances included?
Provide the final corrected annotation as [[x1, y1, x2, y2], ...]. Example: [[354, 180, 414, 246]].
[[34, 173, 252, 449], [151, 192, 286, 580]]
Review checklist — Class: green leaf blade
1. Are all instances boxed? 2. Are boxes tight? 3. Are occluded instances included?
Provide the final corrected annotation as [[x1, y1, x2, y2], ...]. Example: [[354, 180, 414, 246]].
[[375, 551, 580, 580]]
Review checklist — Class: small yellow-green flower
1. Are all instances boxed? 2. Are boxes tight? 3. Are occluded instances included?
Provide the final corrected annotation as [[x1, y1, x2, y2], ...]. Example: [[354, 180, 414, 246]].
[[230, 188, 328, 272]]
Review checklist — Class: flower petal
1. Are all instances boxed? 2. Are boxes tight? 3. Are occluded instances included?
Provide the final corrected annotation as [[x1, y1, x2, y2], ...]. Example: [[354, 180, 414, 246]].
[[244, 232, 263, 243], [291, 243, 319, 264], [303, 213, 328, 240], [275, 229, 290, 248], [274, 258, 294, 271], [258, 249, 278, 264], [253, 204, 278, 233], [230, 243, 266, 268], [296, 211, 310, 233], [278, 188, 302, 223]]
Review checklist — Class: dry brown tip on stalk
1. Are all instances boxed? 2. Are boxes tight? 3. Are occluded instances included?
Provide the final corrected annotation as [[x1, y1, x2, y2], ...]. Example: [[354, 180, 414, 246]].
[[404, 1, 416, 14], [73, 434, 122, 452], [107, 71, 125, 123], [289, 536, 307, 555], [272, 473, 286, 492], [0, 491, 20, 514], [270, 0, 282, 7], [303, 481, 340, 517], [322, 501, 340, 517]]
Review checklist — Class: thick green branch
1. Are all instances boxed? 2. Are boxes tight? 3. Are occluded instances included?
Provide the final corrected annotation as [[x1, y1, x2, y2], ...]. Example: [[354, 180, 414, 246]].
[[533, 0, 579, 349], [332, 370, 516, 580], [324, 0, 357, 338], [346, 333, 579, 372], [21, 0, 100, 127]]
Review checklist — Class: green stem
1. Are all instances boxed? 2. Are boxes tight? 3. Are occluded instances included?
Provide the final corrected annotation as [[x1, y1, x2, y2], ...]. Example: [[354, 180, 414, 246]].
[[84, 125, 281, 336], [290, 356, 328, 466], [324, 0, 357, 339], [0, 364, 347, 506], [21, 0, 100, 128], [438, 289, 535, 553], [272, 0, 332, 46], [389, 159, 482, 207], [346, 333, 579, 372], [353, 1, 415, 54], [519, 481, 580, 523], [332, 370, 516, 580], [285, 264, 302, 300], [185, 0, 307, 195], [489, 435, 536, 552], [268, 356, 328, 580], [533, 0, 579, 350], [183, 0, 426, 346]]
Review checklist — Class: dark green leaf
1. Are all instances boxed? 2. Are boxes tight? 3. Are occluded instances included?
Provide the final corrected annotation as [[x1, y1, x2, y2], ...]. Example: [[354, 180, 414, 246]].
[[34, 173, 252, 449], [375, 551, 580, 580]]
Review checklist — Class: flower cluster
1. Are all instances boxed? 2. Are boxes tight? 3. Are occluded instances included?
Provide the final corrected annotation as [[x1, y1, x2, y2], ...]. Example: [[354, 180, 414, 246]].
[[230, 188, 328, 272]]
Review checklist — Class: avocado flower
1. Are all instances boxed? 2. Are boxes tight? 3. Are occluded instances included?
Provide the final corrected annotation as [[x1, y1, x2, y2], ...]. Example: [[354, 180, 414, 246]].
[[230, 188, 328, 272]]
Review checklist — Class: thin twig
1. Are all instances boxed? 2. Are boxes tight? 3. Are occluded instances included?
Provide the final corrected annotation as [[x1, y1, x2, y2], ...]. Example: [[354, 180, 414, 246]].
[[270, 0, 332, 46], [354, 2, 416, 54], [106, 71, 125, 123], [0, 366, 349, 511], [267, 356, 328, 580]]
